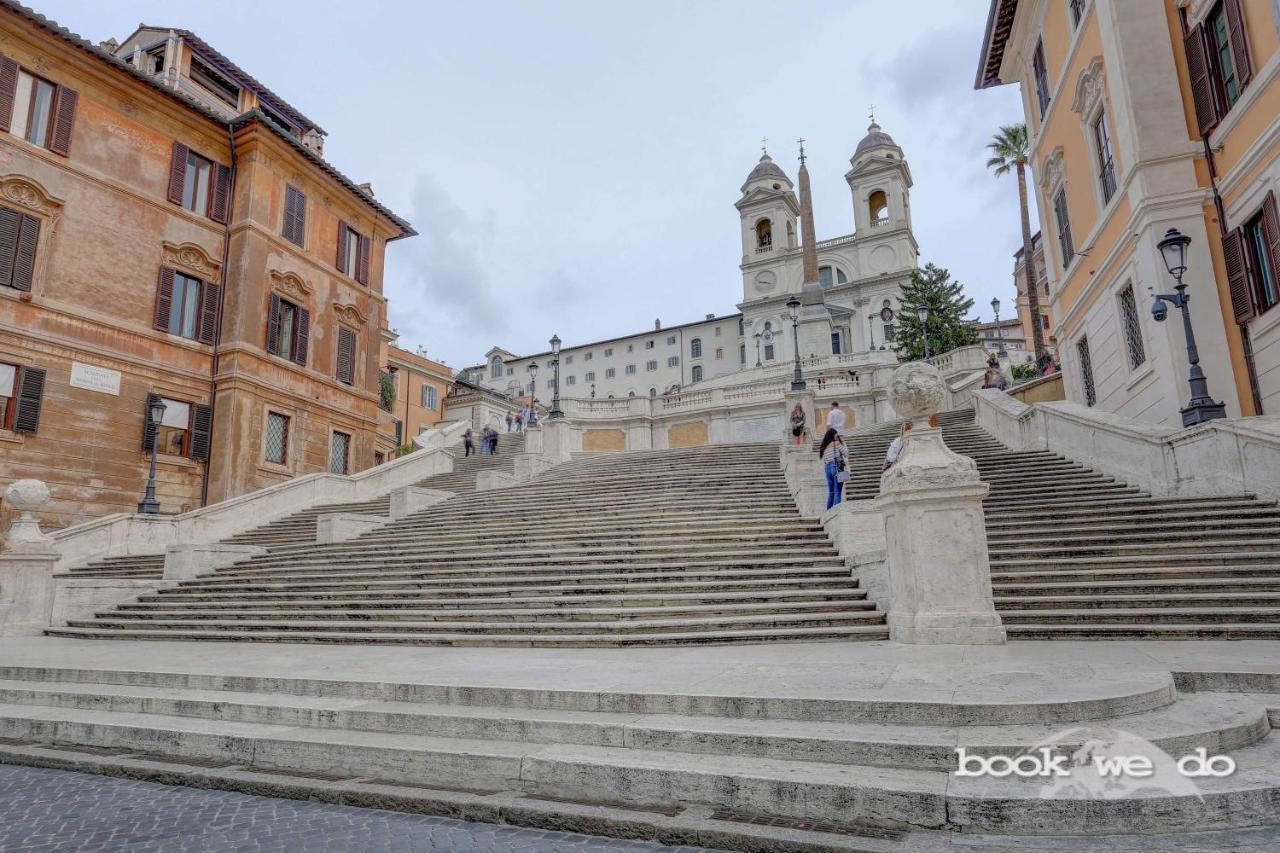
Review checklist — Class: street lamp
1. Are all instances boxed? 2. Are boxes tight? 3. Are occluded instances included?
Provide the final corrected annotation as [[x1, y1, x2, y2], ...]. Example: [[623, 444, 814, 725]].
[[1152, 227, 1226, 426], [526, 362, 539, 426], [917, 304, 931, 360], [990, 296, 1006, 357], [137, 396, 167, 514], [753, 331, 763, 367], [786, 297, 806, 391], [548, 334, 564, 419]]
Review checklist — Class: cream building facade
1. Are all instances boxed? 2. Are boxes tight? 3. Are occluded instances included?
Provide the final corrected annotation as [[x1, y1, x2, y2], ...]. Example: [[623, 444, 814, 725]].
[[465, 126, 919, 414]]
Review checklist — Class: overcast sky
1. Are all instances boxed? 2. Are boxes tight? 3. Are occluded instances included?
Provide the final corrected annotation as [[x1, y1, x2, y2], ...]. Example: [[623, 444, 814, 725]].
[[43, 0, 1034, 369]]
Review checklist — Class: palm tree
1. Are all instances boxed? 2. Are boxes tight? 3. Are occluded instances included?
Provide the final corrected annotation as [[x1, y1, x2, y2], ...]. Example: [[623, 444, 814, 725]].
[[986, 123, 1047, 364]]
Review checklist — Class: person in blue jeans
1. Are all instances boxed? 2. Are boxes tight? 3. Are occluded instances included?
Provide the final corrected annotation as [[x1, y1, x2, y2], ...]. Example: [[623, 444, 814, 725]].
[[818, 428, 847, 509]]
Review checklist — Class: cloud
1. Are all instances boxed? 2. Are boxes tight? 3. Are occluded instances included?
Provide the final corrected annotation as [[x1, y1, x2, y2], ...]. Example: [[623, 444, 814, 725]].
[[877, 26, 983, 111]]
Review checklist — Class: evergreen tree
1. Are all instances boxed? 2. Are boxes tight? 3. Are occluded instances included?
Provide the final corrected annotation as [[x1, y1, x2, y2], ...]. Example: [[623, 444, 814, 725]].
[[892, 263, 979, 361]]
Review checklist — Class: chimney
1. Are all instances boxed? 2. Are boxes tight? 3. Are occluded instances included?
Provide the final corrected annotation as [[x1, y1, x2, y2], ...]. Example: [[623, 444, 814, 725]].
[[654, 318, 662, 330], [357, 182, 374, 197], [705, 313, 715, 320]]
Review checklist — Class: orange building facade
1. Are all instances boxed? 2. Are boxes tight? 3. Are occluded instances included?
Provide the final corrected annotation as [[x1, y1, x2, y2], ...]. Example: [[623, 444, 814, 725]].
[[0, 5, 412, 530], [978, 0, 1280, 424], [1012, 231, 1056, 358], [375, 343, 455, 461]]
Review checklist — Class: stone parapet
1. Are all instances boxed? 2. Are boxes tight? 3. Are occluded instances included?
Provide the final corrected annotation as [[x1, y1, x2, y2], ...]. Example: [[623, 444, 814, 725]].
[[315, 513, 388, 545], [0, 552, 57, 636]]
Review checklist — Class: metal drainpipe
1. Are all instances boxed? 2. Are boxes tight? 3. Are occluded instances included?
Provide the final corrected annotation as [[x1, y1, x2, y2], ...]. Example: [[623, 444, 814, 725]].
[[200, 121, 238, 507]]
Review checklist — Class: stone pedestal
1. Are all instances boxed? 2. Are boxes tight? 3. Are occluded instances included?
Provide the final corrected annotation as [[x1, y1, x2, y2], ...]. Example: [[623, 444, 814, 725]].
[[523, 425, 544, 456], [315, 513, 387, 545], [874, 363, 1006, 645], [783, 388, 817, 447], [0, 551, 57, 635], [389, 486, 454, 519], [781, 443, 826, 519], [164, 543, 266, 581], [2, 479, 55, 554], [822, 499, 890, 610], [541, 419, 577, 462]]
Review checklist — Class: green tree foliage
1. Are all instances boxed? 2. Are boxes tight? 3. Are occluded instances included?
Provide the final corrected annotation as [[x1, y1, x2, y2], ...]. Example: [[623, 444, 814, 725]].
[[893, 263, 980, 362], [1011, 362, 1037, 381]]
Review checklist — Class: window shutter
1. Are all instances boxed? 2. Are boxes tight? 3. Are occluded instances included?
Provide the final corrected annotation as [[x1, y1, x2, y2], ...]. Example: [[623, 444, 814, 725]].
[[12, 212, 37, 291], [1184, 25, 1219, 136], [153, 267, 175, 331], [1222, 228, 1254, 323], [293, 306, 310, 366], [1263, 191, 1280, 303], [336, 326, 355, 384], [1225, 0, 1253, 87], [47, 85, 77, 156], [0, 56, 18, 133], [394, 419, 402, 446], [197, 280, 220, 344], [11, 366, 46, 434], [189, 403, 212, 461], [266, 292, 282, 354], [210, 163, 231, 223], [356, 234, 370, 285], [0, 205, 17, 288], [283, 185, 306, 246], [141, 392, 161, 452], [336, 221, 348, 271], [168, 142, 189, 206]]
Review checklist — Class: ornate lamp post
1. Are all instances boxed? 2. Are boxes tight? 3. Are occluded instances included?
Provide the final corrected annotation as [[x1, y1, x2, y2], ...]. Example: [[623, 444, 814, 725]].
[[548, 334, 564, 419], [753, 331, 763, 367], [526, 362, 539, 426], [137, 396, 167, 514], [917, 304, 931, 360], [786, 297, 806, 391], [990, 297, 1006, 356], [1152, 227, 1226, 426], [867, 314, 876, 351]]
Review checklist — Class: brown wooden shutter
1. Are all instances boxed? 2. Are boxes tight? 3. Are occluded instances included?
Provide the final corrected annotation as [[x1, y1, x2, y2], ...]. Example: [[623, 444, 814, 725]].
[[0, 56, 18, 133], [47, 85, 77, 156], [197, 280, 220, 344], [168, 142, 189, 205], [11, 365, 46, 434], [189, 403, 212, 461], [1263, 191, 1280, 300], [336, 327, 355, 384], [1223, 228, 1254, 323], [293, 306, 310, 366], [153, 267, 175, 331], [266, 292, 282, 354], [0, 205, 17, 288], [210, 163, 231, 223], [283, 185, 306, 245], [1185, 25, 1219, 136], [1225, 0, 1253, 87], [141, 392, 161, 452], [356, 234, 370, 285], [336, 221, 348, 272], [12, 212, 37, 291]]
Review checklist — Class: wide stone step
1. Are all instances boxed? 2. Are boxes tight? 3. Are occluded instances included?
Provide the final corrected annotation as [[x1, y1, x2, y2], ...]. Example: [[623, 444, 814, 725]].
[[991, 563, 1280, 584], [996, 606, 1280, 625], [990, 549, 1280, 569], [994, 592, 1280, 609], [989, 537, 1280, 558], [1006, 622, 1280, 640], [992, 577, 1280, 596]]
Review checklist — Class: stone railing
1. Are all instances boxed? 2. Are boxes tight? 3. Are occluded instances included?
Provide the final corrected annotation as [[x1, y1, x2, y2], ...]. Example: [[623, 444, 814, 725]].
[[973, 389, 1280, 501], [1010, 373, 1064, 404], [43, 420, 468, 571], [926, 345, 990, 375], [816, 233, 856, 249]]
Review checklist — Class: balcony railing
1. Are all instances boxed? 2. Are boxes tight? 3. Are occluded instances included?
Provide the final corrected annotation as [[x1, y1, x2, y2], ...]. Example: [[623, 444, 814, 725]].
[[815, 233, 856, 249]]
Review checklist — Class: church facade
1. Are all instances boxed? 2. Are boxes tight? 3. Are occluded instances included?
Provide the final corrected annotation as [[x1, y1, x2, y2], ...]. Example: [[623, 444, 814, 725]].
[[465, 123, 919, 405]]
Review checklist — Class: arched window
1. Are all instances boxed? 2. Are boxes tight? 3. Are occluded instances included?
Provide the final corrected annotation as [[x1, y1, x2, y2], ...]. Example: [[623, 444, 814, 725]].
[[763, 321, 775, 361], [786, 221, 795, 248], [755, 218, 772, 249], [628, 391, 636, 397], [690, 338, 702, 358], [489, 356, 503, 379], [868, 190, 889, 225], [649, 387, 657, 398], [691, 365, 703, 383], [818, 266, 848, 290]]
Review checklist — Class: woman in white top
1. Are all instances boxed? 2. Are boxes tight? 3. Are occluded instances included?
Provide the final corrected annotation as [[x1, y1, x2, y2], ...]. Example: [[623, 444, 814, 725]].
[[818, 428, 847, 509]]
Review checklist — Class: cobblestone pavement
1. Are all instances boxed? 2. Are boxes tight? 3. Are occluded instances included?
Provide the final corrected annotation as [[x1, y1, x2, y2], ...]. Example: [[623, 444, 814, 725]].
[[0, 764, 718, 853]]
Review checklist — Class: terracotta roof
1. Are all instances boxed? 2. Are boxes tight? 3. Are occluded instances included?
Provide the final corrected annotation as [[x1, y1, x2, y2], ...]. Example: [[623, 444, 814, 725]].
[[975, 0, 1020, 89], [130, 25, 323, 136], [0, 0, 412, 237]]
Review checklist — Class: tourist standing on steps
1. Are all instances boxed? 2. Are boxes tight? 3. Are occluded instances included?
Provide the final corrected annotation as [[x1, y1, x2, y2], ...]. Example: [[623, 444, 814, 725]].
[[463, 428, 475, 457], [826, 401, 847, 436], [819, 428, 847, 510], [883, 422, 911, 472], [514, 411, 523, 432], [505, 412, 514, 432], [790, 403, 807, 446], [489, 426, 499, 455]]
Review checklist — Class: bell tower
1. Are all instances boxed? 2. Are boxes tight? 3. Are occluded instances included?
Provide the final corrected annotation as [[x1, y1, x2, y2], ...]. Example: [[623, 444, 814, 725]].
[[736, 145, 799, 305], [845, 119, 918, 274]]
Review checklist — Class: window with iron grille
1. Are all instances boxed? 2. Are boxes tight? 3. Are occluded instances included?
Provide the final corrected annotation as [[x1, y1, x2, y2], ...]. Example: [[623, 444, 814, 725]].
[[691, 365, 703, 382], [646, 360, 657, 371], [1093, 111, 1116, 204], [264, 411, 289, 464], [329, 430, 350, 474], [605, 368, 615, 378], [1076, 335, 1097, 407], [1118, 284, 1146, 369], [667, 356, 679, 367]]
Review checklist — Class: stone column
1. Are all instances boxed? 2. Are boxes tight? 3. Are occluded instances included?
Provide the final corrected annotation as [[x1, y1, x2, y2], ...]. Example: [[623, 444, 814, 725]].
[[874, 363, 1006, 644], [0, 480, 58, 636]]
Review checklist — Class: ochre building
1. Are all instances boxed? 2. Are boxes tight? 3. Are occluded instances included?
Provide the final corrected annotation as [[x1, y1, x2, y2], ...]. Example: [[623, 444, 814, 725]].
[[0, 5, 413, 530]]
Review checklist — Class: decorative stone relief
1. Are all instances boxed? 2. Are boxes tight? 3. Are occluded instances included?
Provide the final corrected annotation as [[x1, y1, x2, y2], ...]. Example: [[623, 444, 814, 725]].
[[269, 270, 312, 303], [332, 302, 368, 327], [162, 241, 221, 280], [1041, 147, 1066, 197], [1071, 57, 1107, 116], [754, 270, 776, 294], [0, 175, 63, 218]]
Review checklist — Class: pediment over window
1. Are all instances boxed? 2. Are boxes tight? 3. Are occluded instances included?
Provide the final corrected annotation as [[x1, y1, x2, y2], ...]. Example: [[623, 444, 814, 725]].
[[269, 269, 312, 303], [163, 241, 221, 280], [332, 302, 368, 327], [0, 174, 63, 217], [1040, 147, 1066, 196], [1071, 57, 1107, 116]]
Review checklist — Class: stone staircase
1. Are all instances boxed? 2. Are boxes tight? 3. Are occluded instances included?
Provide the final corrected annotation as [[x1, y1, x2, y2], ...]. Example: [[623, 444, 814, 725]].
[[46, 442, 888, 646], [838, 409, 1280, 639], [61, 432, 526, 581], [0, 661, 1276, 844]]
